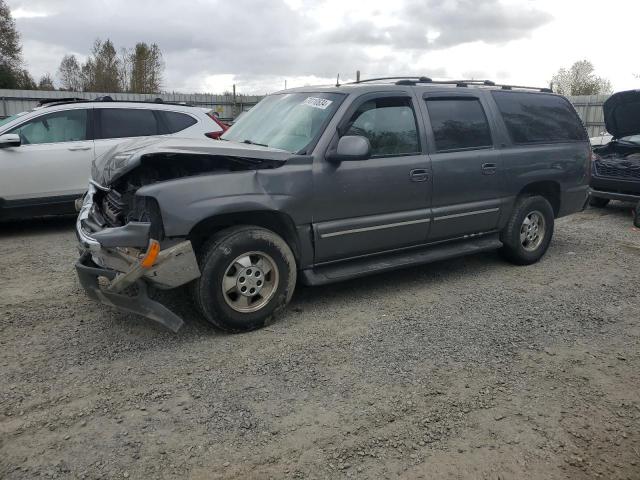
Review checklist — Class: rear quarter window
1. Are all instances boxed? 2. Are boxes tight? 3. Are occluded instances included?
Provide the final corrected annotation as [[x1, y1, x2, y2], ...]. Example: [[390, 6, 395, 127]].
[[491, 91, 587, 144], [160, 111, 198, 134]]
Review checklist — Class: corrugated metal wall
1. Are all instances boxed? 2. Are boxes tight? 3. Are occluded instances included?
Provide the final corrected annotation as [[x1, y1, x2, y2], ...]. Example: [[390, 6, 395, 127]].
[[0, 89, 611, 138], [567, 94, 610, 138], [0, 89, 264, 122]]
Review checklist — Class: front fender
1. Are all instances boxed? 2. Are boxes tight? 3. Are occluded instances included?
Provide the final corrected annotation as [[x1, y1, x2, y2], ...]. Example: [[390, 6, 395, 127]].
[[136, 167, 312, 237]]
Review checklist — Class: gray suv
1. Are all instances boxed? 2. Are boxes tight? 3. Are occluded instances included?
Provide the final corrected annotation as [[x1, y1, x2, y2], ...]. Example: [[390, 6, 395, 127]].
[[75, 78, 591, 332]]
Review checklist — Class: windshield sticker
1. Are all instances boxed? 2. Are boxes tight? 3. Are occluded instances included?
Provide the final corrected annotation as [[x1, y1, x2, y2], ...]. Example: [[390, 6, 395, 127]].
[[302, 97, 333, 110]]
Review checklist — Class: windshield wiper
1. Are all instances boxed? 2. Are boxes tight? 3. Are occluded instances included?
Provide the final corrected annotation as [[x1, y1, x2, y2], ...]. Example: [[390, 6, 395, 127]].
[[242, 139, 269, 148]]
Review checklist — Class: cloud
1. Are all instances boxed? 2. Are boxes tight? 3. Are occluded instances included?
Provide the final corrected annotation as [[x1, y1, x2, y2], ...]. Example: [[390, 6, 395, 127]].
[[7, 0, 552, 93]]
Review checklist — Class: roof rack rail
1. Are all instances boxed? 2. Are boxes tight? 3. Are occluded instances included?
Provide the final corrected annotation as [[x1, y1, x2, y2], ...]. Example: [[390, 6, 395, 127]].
[[349, 76, 552, 92], [38, 97, 85, 106], [38, 97, 196, 108]]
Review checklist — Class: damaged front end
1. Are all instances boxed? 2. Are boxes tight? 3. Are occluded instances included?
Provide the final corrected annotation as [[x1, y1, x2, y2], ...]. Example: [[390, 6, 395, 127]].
[[590, 89, 640, 202], [76, 183, 201, 332], [75, 137, 289, 331]]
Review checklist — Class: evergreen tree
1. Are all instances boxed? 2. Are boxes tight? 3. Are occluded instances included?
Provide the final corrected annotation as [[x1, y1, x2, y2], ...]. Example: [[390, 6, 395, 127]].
[[0, 0, 25, 88], [129, 42, 164, 94]]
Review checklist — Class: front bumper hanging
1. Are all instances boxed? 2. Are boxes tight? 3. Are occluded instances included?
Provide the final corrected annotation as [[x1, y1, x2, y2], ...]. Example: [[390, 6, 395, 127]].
[[76, 252, 186, 332]]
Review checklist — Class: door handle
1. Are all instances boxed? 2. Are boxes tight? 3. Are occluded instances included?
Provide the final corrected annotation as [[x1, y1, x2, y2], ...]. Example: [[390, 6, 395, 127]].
[[409, 169, 429, 182], [68, 146, 91, 151], [481, 163, 497, 175]]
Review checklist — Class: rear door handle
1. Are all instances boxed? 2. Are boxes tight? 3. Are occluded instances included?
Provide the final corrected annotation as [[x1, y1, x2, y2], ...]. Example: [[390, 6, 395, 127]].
[[481, 163, 497, 175], [409, 169, 429, 182], [68, 146, 91, 151]]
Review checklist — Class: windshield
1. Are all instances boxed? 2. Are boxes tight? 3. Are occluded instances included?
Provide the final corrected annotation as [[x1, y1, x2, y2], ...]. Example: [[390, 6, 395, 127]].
[[0, 112, 28, 129], [222, 92, 344, 153]]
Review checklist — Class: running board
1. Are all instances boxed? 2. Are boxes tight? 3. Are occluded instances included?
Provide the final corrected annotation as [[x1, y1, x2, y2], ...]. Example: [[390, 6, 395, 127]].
[[300, 234, 502, 286]]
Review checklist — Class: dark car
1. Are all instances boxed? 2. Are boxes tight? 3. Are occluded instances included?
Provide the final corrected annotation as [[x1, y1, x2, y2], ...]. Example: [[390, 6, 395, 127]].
[[589, 90, 640, 210], [75, 78, 591, 333]]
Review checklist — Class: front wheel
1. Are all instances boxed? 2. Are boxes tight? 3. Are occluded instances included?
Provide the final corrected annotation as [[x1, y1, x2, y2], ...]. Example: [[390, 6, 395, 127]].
[[193, 226, 297, 332], [500, 195, 555, 265]]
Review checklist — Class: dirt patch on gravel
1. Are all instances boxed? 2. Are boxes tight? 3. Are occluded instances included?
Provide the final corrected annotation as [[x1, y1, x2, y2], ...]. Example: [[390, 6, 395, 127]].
[[1, 204, 639, 479]]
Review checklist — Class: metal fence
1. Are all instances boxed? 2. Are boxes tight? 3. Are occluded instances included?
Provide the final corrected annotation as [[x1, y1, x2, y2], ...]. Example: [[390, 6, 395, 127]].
[[0, 89, 610, 138], [0, 89, 264, 123], [566, 94, 610, 138]]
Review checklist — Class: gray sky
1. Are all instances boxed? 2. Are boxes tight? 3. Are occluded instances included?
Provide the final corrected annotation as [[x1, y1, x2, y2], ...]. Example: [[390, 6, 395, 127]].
[[7, 0, 639, 94]]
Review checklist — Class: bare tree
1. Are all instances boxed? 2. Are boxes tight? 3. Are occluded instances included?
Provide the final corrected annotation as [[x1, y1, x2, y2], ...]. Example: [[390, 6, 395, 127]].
[[551, 60, 612, 96], [57, 54, 82, 91], [38, 73, 55, 90], [118, 47, 132, 92]]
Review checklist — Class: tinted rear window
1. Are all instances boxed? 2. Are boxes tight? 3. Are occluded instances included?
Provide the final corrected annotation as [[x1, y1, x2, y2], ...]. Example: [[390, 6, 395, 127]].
[[161, 111, 197, 134], [99, 108, 159, 139], [491, 91, 586, 144], [426, 98, 492, 151]]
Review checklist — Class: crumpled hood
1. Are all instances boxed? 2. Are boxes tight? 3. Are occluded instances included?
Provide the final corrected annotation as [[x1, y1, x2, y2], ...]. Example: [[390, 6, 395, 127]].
[[603, 89, 640, 139], [91, 137, 291, 186]]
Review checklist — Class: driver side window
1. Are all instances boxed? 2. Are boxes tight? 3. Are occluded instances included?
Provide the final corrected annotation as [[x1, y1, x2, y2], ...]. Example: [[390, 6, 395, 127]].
[[345, 97, 419, 156], [9, 109, 88, 145]]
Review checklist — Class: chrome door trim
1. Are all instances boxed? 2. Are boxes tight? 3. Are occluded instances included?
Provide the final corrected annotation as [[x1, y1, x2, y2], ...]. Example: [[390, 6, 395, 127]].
[[320, 218, 431, 239], [434, 207, 499, 222]]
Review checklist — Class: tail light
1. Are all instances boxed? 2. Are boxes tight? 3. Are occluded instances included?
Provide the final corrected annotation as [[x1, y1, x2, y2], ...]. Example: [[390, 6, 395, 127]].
[[206, 112, 229, 130], [205, 112, 229, 140]]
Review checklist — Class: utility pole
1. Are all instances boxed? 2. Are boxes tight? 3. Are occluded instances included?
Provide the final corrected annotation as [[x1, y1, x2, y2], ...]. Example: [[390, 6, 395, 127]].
[[232, 84, 237, 118], [356, 70, 361, 83]]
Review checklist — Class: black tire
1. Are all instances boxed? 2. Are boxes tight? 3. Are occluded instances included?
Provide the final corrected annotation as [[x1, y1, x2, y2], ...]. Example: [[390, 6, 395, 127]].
[[634, 202, 640, 229], [193, 226, 296, 332], [500, 195, 555, 265], [589, 196, 610, 208]]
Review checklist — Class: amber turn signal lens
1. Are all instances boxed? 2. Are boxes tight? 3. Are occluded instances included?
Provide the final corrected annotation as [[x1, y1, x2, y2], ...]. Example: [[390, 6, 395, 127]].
[[140, 239, 161, 269]]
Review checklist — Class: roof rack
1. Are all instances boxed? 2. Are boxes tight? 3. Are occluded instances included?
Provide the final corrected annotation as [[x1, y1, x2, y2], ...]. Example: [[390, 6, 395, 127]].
[[349, 76, 552, 93], [39, 96, 195, 108], [38, 97, 86, 106]]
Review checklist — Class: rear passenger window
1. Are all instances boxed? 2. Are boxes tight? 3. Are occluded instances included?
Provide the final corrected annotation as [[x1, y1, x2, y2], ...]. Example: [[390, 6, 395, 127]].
[[491, 91, 587, 144], [345, 97, 419, 156], [99, 108, 159, 139], [426, 98, 492, 152], [161, 111, 197, 134]]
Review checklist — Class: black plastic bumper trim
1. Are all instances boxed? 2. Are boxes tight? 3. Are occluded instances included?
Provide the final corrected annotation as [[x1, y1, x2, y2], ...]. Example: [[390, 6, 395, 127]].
[[75, 252, 184, 332]]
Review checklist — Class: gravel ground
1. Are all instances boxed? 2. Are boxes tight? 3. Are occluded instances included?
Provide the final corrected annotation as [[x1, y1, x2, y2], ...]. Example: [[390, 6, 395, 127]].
[[1, 203, 639, 480]]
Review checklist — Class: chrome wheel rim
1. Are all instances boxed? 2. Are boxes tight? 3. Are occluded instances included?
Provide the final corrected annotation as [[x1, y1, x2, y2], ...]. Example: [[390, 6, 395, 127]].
[[520, 210, 545, 252], [221, 251, 279, 313]]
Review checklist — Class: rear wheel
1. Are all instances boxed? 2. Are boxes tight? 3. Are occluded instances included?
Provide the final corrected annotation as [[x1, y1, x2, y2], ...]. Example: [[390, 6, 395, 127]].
[[193, 226, 296, 332], [589, 196, 610, 208], [500, 195, 555, 265]]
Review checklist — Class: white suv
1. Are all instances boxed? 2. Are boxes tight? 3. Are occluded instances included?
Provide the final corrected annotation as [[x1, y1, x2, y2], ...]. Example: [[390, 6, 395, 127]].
[[0, 99, 227, 219]]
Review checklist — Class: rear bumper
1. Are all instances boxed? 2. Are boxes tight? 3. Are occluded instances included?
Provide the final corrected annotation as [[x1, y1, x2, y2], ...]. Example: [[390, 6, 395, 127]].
[[75, 253, 185, 332]]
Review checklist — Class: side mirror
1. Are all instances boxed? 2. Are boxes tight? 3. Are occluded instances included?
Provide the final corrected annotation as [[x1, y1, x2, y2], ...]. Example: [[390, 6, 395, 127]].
[[0, 133, 21, 148], [326, 135, 371, 162]]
